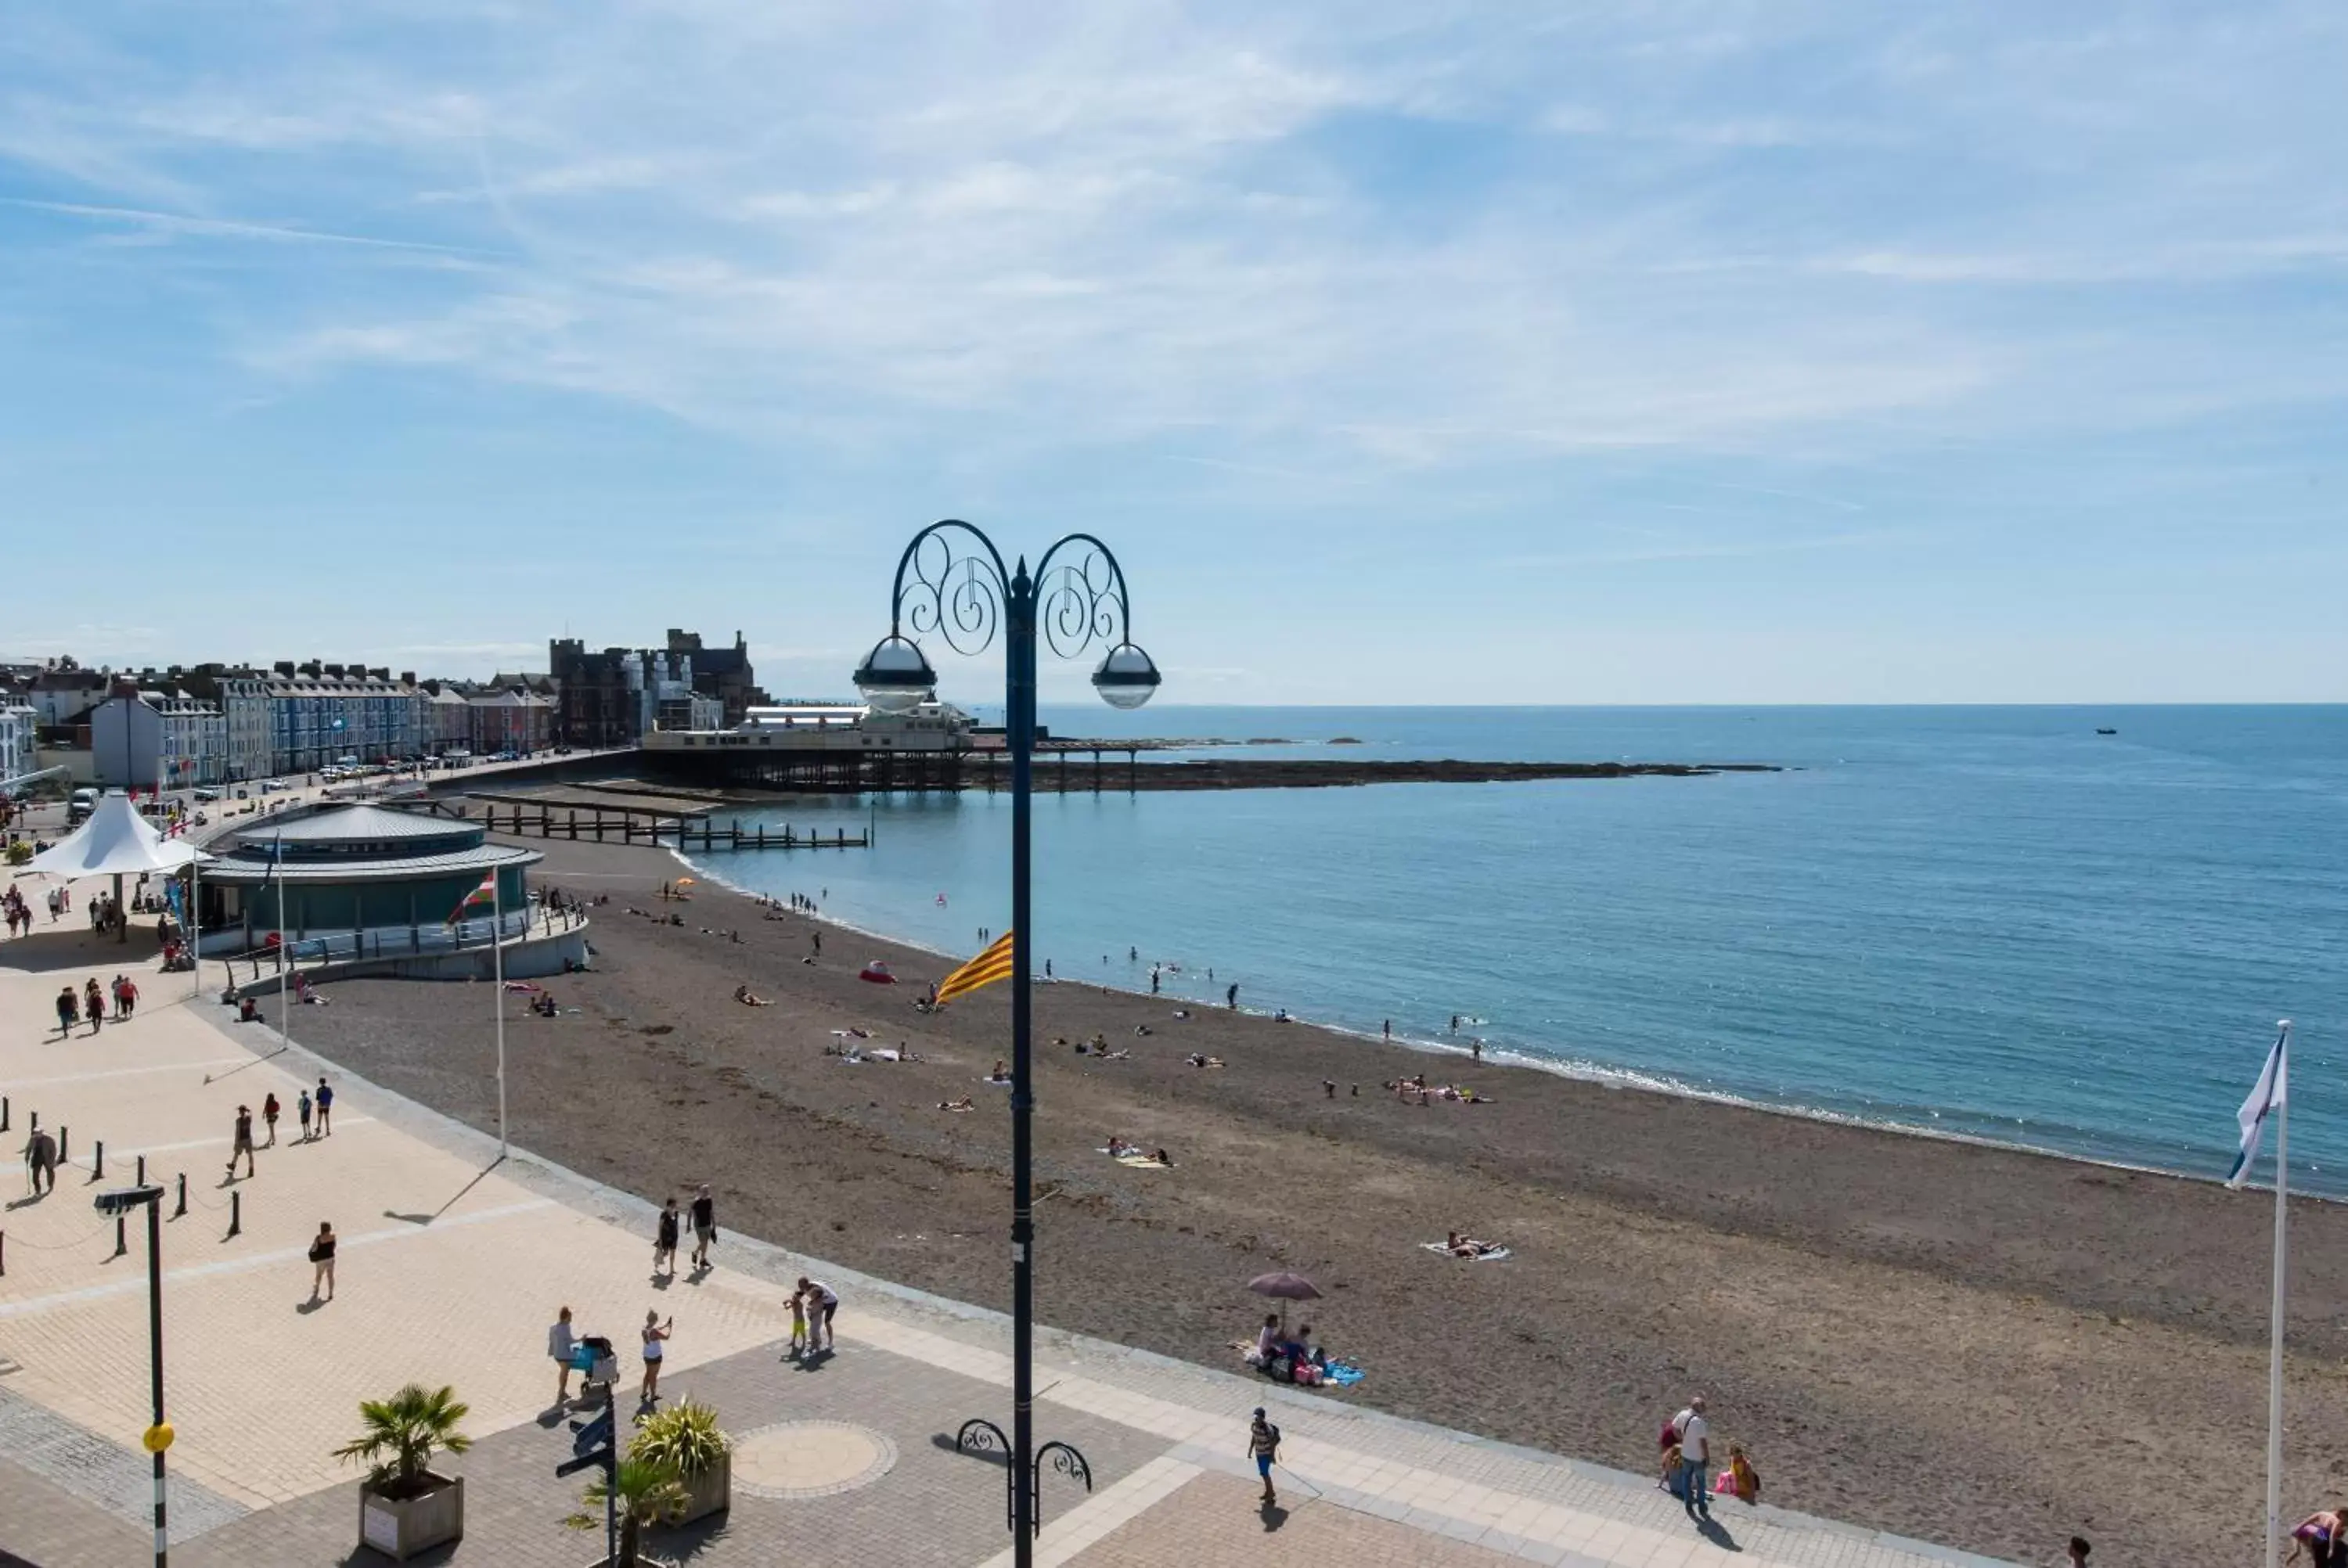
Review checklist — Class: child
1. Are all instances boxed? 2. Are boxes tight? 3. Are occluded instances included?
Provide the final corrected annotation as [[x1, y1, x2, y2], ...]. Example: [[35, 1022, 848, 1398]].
[[297, 1089, 313, 1141], [788, 1287, 809, 1359], [1716, 1443, 1760, 1503], [1658, 1413, 1684, 1492]]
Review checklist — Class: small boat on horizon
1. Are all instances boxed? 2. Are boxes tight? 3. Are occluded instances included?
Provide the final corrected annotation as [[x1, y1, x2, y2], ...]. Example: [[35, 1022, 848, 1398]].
[[2096, 727, 2118, 735]]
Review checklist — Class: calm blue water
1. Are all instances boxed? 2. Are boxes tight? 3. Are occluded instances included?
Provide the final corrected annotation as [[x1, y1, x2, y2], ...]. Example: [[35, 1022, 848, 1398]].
[[679, 707, 2348, 1192]]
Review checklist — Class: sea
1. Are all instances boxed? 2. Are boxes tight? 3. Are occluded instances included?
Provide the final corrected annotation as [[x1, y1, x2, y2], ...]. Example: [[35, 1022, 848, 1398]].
[[675, 706, 2348, 1194]]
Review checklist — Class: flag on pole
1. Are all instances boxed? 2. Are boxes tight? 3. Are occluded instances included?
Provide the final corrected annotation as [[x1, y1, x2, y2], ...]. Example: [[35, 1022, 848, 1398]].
[[932, 930, 1015, 1008], [446, 871, 499, 926], [2228, 1023, 2291, 1189]]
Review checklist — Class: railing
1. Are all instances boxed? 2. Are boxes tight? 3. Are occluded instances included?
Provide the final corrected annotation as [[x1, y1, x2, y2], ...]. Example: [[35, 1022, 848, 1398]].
[[208, 901, 585, 983]]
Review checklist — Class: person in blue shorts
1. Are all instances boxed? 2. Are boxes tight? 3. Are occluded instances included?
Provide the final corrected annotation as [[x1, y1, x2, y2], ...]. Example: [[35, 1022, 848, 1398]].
[[1248, 1408, 1280, 1505]]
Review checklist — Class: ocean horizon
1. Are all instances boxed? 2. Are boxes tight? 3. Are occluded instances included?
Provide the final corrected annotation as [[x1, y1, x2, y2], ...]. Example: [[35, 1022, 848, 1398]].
[[675, 703, 2348, 1194]]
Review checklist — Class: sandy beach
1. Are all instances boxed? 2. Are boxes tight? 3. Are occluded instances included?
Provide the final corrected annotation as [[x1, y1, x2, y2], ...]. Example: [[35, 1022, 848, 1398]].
[[267, 829, 2348, 1566]]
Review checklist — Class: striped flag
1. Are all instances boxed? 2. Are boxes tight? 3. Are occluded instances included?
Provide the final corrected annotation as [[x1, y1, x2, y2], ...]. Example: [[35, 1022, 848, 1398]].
[[2227, 1022, 2290, 1189], [933, 930, 1015, 1008], [446, 871, 499, 926]]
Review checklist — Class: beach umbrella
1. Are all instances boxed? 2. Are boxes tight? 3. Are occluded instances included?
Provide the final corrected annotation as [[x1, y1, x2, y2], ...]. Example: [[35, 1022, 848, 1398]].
[[1247, 1270, 1322, 1331], [859, 959, 897, 984], [674, 876, 697, 887]]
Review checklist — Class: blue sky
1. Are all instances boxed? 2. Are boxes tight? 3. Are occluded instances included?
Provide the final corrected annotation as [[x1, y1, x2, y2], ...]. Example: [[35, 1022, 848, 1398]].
[[2, 2, 2344, 704]]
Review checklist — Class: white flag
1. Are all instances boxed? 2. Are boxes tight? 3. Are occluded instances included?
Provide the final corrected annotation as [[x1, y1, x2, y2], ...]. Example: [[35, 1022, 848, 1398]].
[[2227, 1023, 2291, 1189]]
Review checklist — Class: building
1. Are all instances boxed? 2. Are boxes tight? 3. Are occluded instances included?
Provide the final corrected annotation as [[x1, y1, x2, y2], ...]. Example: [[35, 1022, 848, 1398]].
[[262, 663, 420, 771], [417, 682, 474, 755], [549, 630, 764, 746], [0, 702, 38, 787], [87, 682, 229, 788], [665, 629, 767, 728], [26, 664, 110, 727], [175, 665, 275, 782], [466, 688, 557, 754], [194, 804, 583, 980]]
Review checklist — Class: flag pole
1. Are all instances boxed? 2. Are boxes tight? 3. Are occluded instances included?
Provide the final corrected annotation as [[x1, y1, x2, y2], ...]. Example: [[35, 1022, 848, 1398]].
[[493, 869, 507, 1159], [2266, 1020, 2292, 1568]]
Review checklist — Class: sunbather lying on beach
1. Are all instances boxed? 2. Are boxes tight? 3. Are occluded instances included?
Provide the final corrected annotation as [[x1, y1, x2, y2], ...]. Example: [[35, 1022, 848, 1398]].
[[1444, 1231, 1501, 1257], [733, 985, 772, 1006], [1185, 1053, 1226, 1069], [938, 1097, 975, 1112]]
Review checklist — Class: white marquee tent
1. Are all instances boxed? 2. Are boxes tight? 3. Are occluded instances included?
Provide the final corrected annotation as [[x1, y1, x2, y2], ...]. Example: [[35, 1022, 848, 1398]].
[[23, 793, 208, 879]]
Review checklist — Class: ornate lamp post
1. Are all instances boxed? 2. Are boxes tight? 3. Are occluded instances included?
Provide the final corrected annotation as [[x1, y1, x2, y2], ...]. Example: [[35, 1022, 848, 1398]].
[[854, 521, 1159, 1559]]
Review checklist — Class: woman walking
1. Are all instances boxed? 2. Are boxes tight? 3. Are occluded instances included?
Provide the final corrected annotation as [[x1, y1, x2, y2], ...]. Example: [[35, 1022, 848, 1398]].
[[654, 1196, 681, 1277], [308, 1221, 337, 1303], [639, 1311, 673, 1403]]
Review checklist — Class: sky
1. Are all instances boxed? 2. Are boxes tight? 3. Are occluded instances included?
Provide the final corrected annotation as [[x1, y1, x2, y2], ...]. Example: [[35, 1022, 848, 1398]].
[[2, 2, 2344, 705]]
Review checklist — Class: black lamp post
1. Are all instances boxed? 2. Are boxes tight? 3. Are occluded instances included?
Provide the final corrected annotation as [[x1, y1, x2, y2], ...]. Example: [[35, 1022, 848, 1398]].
[[95, 1182, 171, 1566], [855, 521, 1159, 1559]]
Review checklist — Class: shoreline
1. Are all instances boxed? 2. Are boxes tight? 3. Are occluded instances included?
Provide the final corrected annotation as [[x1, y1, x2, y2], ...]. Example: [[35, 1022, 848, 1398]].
[[666, 840, 2292, 1203], [280, 829, 2348, 1566]]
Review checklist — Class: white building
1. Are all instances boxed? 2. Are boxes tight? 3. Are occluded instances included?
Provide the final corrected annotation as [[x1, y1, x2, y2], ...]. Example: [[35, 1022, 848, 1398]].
[[0, 703, 38, 788]]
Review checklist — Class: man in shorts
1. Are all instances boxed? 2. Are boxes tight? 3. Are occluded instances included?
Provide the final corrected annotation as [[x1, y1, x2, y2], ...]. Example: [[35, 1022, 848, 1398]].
[[315, 1077, 334, 1136], [1248, 1408, 1280, 1505], [690, 1185, 716, 1269], [798, 1277, 839, 1351], [225, 1106, 256, 1180]]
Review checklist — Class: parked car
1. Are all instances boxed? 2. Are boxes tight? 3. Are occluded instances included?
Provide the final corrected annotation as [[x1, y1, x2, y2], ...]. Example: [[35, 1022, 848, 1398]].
[[261, 779, 289, 793], [193, 787, 220, 801]]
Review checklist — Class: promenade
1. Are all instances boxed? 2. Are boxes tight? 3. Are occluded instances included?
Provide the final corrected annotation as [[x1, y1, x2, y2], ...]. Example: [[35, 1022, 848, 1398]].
[[0, 884, 2011, 1567]]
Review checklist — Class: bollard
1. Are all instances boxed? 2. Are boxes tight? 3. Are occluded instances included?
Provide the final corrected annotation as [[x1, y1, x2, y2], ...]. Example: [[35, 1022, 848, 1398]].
[[57, 1126, 67, 1164], [92, 1140, 103, 1180], [1, 1095, 8, 1132], [0, 1231, 5, 1275], [227, 1189, 241, 1239], [173, 1172, 187, 1219], [111, 1214, 126, 1260], [135, 1154, 146, 1187]]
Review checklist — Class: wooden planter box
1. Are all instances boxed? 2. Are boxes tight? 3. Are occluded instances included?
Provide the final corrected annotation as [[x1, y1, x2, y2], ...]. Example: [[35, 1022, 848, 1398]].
[[672, 1451, 730, 1525], [358, 1473, 463, 1560]]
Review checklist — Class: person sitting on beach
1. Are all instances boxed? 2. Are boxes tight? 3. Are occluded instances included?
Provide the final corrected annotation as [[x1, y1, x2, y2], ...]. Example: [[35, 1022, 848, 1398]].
[[1716, 1444, 1760, 1505], [2290, 1510, 2345, 1566], [989, 1059, 1011, 1083], [1089, 1032, 1109, 1050], [1273, 1009, 1291, 1023], [1248, 1313, 1280, 1367], [1107, 1135, 1130, 1157]]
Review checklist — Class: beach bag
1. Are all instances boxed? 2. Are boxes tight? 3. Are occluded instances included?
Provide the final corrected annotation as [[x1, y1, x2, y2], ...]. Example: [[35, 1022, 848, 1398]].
[[307, 1239, 328, 1264]]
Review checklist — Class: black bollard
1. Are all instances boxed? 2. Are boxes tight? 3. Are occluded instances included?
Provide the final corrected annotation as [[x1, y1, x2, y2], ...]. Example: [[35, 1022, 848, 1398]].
[[111, 1214, 126, 1259], [0, 1231, 5, 1276], [227, 1189, 241, 1239], [135, 1154, 146, 1187], [1, 1095, 8, 1132], [92, 1141, 103, 1180], [174, 1172, 187, 1219], [57, 1126, 67, 1164]]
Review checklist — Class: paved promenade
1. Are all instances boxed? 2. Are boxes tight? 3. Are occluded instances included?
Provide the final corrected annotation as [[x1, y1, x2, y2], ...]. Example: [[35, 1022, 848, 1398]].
[[0, 884, 2014, 1567]]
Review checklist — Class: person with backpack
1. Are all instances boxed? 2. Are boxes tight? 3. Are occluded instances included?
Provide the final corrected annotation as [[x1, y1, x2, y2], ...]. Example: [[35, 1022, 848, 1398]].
[[1248, 1408, 1281, 1506]]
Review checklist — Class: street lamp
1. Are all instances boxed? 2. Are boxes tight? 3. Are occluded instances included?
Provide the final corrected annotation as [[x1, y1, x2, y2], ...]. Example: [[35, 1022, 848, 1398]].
[[854, 521, 1158, 1560], [94, 1183, 171, 1566]]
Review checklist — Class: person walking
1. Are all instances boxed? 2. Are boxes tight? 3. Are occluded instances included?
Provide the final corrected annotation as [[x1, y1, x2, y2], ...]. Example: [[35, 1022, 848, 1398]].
[[639, 1311, 672, 1402], [261, 1092, 281, 1148], [23, 1126, 57, 1196], [297, 1088, 314, 1142], [115, 974, 139, 1020], [225, 1105, 257, 1179], [798, 1277, 838, 1351], [1226, 982, 1239, 1010], [689, 1185, 716, 1270], [315, 1077, 334, 1135], [308, 1221, 337, 1302], [54, 984, 77, 1038], [1673, 1394, 1712, 1523], [654, 1196, 681, 1276], [548, 1306, 578, 1404], [83, 977, 104, 1034], [1248, 1408, 1281, 1505]]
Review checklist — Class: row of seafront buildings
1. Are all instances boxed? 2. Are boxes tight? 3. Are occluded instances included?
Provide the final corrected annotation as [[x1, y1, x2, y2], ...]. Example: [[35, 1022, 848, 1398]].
[[0, 631, 767, 789]]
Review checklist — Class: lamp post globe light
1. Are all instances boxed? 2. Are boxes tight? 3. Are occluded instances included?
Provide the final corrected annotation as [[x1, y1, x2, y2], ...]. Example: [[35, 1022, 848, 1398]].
[[855, 520, 1156, 1559]]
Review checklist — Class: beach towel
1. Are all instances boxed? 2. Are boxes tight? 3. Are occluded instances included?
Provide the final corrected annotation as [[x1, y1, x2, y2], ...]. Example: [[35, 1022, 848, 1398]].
[[1420, 1241, 1512, 1261], [1321, 1359, 1365, 1386]]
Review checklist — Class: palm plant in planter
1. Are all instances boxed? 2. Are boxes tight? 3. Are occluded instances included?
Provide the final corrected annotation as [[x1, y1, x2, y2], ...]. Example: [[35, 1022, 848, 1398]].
[[335, 1383, 472, 1561], [627, 1401, 732, 1523], [565, 1458, 690, 1567]]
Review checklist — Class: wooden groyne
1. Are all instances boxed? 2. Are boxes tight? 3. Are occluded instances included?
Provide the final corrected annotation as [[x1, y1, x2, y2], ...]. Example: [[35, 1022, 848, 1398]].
[[469, 801, 867, 851]]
